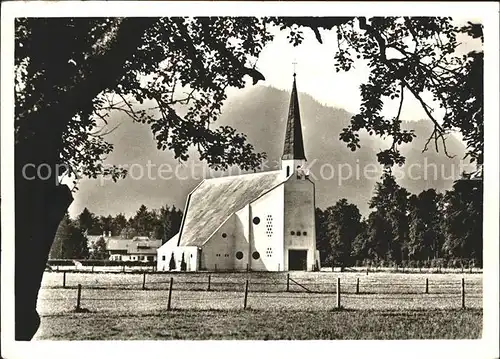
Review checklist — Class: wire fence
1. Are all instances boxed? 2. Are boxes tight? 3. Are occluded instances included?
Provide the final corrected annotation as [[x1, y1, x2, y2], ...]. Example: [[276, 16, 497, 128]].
[[46, 264, 483, 275], [38, 271, 483, 314]]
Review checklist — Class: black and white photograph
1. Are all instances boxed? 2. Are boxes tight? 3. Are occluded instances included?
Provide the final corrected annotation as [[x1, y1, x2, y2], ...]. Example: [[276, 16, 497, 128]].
[[1, 1, 499, 358]]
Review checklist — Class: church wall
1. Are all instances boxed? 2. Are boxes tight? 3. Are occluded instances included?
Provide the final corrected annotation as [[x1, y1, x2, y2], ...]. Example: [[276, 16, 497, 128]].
[[201, 215, 237, 271], [234, 206, 251, 271], [282, 159, 306, 178], [249, 184, 285, 271], [157, 236, 177, 271], [157, 244, 198, 272], [284, 176, 317, 271]]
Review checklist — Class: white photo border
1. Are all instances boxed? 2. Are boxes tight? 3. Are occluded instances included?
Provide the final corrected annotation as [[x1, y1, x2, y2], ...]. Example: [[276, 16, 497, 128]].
[[1, 2, 498, 359]]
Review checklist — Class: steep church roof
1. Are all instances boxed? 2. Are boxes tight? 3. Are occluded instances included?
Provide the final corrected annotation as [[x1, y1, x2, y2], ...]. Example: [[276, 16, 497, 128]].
[[177, 171, 284, 247], [282, 74, 307, 161]]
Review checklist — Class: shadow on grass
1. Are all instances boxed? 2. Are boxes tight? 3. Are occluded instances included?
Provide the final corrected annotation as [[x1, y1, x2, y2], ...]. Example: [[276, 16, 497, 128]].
[[41, 306, 483, 320], [329, 306, 355, 312], [72, 307, 93, 313]]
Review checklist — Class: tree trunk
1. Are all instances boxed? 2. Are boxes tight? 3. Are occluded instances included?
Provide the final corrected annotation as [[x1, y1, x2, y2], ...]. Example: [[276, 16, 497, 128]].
[[15, 177, 73, 340], [14, 18, 157, 340]]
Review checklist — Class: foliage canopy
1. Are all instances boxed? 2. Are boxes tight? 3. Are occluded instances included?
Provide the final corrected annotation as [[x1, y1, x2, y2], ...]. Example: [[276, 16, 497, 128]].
[[15, 17, 483, 189]]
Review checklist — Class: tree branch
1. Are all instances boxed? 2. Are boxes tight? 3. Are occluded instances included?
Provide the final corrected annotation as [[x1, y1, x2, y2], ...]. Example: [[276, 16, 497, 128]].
[[358, 17, 445, 135], [17, 18, 157, 170], [395, 82, 404, 121]]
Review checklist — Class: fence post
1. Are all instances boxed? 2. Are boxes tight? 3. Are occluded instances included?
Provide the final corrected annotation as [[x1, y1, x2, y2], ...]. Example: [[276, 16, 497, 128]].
[[366, 267, 369, 276], [122, 264, 125, 273], [425, 278, 429, 294], [63, 271, 66, 288], [243, 279, 249, 309], [356, 277, 360, 295], [286, 274, 290, 292], [207, 275, 211, 291], [336, 278, 341, 308], [461, 278, 465, 309], [76, 284, 82, 310], [142, 272, 147, 290], [167, 277, 174, 311]]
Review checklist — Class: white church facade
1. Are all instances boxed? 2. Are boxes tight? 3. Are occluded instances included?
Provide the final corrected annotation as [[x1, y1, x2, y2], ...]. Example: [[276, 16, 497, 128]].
[[157, 74, 320, 272]]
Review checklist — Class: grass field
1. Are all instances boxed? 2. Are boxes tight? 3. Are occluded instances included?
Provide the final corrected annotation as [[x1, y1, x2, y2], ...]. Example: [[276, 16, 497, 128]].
[[35, 270, 483, 340], [34, 309, 482, 340]]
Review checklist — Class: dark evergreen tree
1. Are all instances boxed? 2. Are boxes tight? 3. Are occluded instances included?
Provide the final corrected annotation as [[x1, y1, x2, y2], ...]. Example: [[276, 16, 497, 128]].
[[131, 205, 153, 236], [99, 215, 113, 235], [161, 205, 183, 244], [77, 207, 101, 235], [366, 211, 393, 263], [408, 190, 444, 261], [89, 237, 109, 260], [120, 225, 138, 240], [169, 252, 176, 271], [315, 208, 332, 266], [112, 213, 128, 236], [325, 199, 362, 269], [50, 213, 89, 259], [180, 252, 187, 271], [49, 213, 69, 259], [351, 218, 371, 264], [368, 172, 410, 264], [442, 177, 483, 266]]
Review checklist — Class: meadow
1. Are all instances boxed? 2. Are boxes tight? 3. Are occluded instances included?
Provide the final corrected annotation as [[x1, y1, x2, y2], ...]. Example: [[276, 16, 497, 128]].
[[35, 270, 483, 340]]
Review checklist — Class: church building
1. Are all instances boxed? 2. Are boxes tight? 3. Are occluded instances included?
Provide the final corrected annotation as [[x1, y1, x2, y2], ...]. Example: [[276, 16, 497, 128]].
[[157, 74, 320, 271]]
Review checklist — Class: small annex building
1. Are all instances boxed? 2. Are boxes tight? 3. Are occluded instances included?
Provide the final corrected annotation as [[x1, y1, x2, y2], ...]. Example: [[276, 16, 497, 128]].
[[157, 74, 320, 272], [106, 236, 162, 262]]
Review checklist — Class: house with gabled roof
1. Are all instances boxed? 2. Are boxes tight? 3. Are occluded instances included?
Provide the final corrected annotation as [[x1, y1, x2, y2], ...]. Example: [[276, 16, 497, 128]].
[[157, 74, 320, 272], [107, 236, 162, 262]]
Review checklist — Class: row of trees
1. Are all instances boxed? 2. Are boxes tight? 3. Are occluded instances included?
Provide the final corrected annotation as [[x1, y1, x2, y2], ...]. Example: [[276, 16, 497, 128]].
[[52, 172, 482, 267], [76, 204, 182, 242], [49, 204, 183, 259], [316, 172, 482, 269], [14, 16, 483, 340]]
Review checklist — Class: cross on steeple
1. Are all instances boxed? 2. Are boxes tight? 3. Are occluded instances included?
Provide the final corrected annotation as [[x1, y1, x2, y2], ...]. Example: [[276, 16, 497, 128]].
[[292, 59, 297, 77]]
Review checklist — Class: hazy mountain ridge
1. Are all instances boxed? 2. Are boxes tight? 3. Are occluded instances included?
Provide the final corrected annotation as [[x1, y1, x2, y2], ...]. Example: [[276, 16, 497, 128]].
[[70, 86, 467, 218]]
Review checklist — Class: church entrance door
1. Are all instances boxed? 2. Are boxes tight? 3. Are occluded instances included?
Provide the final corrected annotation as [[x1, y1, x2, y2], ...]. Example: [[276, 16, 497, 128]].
[[288, 250, 307, 270]]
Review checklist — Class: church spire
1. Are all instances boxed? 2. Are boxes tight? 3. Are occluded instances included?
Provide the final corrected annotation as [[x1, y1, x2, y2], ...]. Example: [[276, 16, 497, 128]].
[[282, 73, 306, 161]]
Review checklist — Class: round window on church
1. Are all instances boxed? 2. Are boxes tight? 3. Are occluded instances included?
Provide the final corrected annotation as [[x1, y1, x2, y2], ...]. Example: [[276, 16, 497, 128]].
[[291, 231, 295, 235], [222, 233, 227, 238], [236, 251, 244, 260], [296, 231, 301, 236], [302, 231, 307, 236], [253, 217, 261, 225], [252, 251, 260, 260]]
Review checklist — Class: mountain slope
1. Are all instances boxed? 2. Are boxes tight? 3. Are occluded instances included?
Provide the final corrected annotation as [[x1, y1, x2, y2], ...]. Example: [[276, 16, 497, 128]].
[[69, 86, 467, 218]]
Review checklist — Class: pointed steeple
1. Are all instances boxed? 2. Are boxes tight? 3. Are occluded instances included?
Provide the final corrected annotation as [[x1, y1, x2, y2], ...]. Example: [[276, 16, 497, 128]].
[[282, 73, 306, 161]]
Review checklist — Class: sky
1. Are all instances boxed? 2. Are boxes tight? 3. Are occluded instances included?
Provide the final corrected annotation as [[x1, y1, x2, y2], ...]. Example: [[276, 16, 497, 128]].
[[65, 18, 482, 218], [229, 19, 481, 125], [248, 26, 372, 113]]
